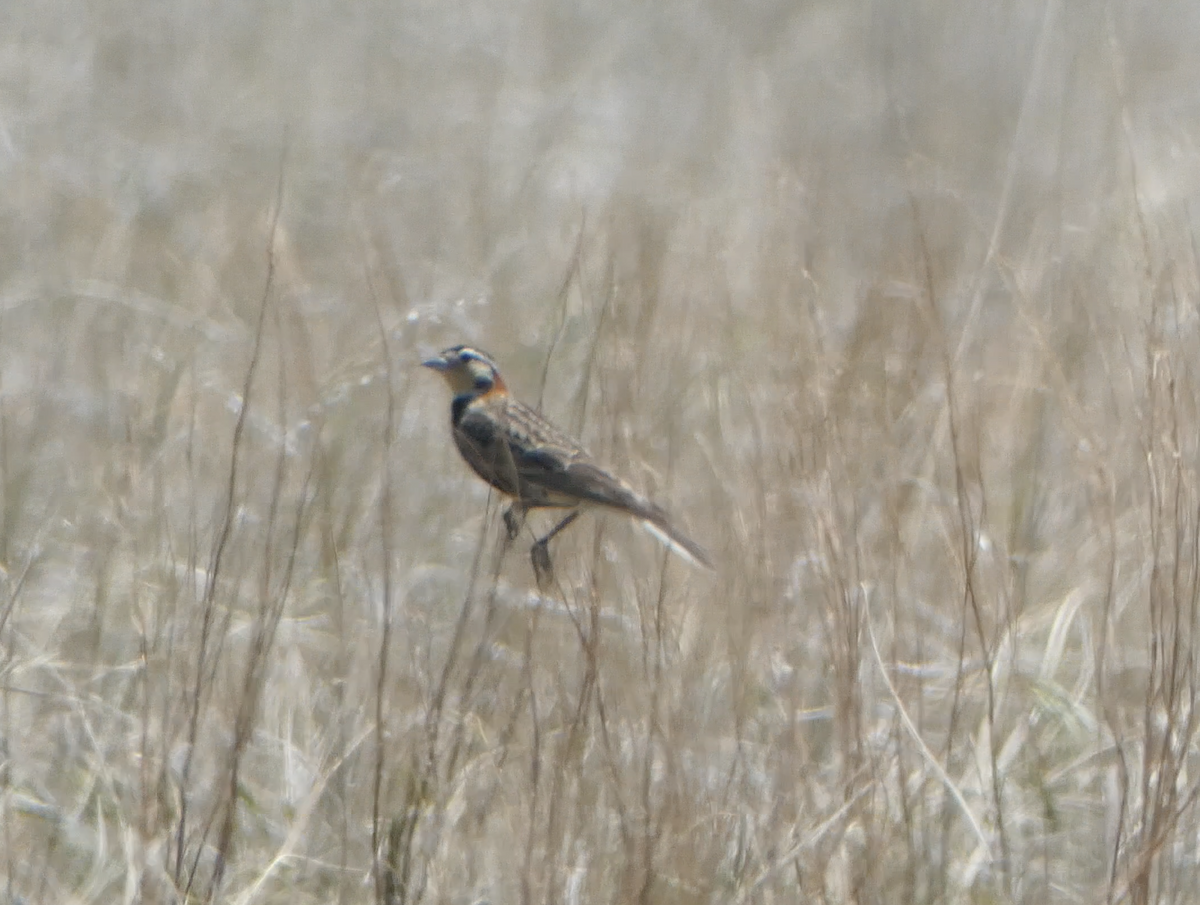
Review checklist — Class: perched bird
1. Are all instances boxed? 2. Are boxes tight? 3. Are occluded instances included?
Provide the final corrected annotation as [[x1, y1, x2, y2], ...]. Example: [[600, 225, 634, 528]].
[[422, 344, 712, 576]]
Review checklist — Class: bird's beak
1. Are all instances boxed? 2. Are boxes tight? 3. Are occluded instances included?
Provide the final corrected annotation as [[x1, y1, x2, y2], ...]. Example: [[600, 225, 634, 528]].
[[421, 355, 448, 371]]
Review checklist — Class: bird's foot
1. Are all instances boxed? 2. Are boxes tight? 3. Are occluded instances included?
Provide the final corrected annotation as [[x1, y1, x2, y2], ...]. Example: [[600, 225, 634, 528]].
[[503, 505, 526, 540], [531, 540, 554, 586]]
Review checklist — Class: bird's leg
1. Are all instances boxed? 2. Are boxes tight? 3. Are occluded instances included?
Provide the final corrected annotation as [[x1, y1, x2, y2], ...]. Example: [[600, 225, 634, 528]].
[[530, 509, 581, 582], [503, 504, 527, 540]]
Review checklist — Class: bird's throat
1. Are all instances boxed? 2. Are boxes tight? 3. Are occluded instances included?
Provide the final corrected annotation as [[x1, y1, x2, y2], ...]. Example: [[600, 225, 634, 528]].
[[450, 394, 474, 425]]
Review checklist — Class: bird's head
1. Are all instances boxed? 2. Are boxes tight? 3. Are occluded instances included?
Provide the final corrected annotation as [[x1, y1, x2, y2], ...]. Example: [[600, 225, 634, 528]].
[[421, 345, 507, 396]]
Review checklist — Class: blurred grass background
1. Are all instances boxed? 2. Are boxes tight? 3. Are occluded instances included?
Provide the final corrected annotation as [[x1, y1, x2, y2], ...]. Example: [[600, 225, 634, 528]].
[[3, 0, 1200, 902]]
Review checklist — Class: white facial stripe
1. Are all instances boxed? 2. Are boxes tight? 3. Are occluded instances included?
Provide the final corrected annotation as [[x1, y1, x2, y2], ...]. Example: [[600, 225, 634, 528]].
[[465, 358, 495, 386]]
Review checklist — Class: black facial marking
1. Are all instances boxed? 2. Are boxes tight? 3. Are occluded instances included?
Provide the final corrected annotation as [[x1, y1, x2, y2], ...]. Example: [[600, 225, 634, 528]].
[[451, 394, 472, 425]]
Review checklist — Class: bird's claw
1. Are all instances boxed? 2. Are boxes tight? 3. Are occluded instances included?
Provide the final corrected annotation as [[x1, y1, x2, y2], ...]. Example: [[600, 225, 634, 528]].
[[531, 541, 554, 585], [503, 506, 525, 540]]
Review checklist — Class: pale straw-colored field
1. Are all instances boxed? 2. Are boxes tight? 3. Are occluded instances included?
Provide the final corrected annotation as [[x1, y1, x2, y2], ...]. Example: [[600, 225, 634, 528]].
[[2, 2, 1199, 903]]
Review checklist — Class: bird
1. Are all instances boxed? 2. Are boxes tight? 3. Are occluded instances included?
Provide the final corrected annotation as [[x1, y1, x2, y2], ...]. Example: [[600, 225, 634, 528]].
[[422, 344, 713, 578]]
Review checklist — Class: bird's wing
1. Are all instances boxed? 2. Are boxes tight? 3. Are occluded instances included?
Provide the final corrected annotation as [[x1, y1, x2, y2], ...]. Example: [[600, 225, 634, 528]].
[[493, 401, 652, 511], [523, 456, 642, 511], [529, 458, 715, 568], [455, 399, 590, 507], [497, 400, 597, 505], [497, 402, 715, 568]]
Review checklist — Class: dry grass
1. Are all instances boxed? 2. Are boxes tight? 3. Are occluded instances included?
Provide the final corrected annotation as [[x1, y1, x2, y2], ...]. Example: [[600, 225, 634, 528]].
[[3, 1, 1200, 903]]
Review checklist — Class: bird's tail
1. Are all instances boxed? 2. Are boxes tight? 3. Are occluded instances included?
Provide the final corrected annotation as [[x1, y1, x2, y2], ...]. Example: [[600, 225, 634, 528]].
[[563, 462, 713, 569], [631, 500, 714, 570]]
